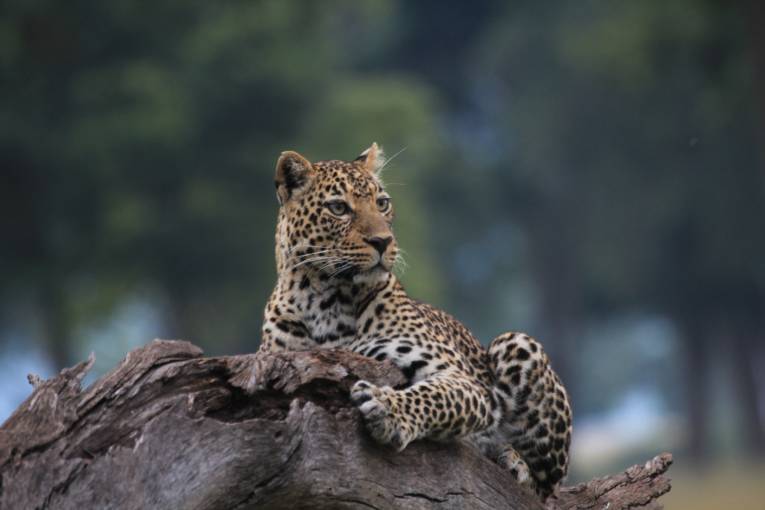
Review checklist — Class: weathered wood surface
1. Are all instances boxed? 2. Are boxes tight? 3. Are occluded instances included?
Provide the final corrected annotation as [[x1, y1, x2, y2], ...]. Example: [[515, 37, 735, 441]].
[[0, 340, 672, 509]]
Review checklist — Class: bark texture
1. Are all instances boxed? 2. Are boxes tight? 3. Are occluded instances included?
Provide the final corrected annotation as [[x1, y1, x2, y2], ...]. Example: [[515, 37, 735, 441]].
[[0, 340, 672, 509]]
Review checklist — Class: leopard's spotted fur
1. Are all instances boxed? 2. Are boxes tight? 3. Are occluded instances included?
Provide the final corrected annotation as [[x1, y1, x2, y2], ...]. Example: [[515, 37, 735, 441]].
[[259, 144, 572, 499]]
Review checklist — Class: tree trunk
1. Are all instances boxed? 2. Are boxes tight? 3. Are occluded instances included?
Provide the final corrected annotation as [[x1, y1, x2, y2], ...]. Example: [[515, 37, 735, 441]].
[[745, 0, 765, 179], [680, 318, 710, 463], [0, 340, 672, 509], [731, 321, 765, 456]]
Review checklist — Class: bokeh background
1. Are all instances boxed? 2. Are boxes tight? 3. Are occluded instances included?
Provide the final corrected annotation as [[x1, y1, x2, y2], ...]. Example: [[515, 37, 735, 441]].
[[2, 1, 764, 507]]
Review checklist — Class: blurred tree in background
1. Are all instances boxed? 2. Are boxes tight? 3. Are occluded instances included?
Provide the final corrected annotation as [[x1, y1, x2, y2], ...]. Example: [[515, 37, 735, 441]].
[[2, 0, 764, 497], [1, 0, 445, 364], [460, 0, 765, 462]]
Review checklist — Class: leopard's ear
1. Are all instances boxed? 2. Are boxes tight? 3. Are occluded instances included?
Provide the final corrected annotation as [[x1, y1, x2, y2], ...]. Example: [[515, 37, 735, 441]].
[[275, 150, 315, 205], [353, 142, 386, 175]]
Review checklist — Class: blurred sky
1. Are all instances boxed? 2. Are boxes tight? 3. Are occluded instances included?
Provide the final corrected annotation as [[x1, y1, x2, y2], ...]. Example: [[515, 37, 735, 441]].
[[2, 1, 765, 506]]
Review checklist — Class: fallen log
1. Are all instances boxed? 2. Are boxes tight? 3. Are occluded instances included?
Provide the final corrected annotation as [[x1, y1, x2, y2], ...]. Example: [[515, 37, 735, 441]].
[[0, 340, 672, 509]]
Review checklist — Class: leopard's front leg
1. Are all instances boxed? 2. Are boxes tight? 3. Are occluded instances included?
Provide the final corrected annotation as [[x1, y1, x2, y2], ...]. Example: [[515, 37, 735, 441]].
[[350, 372, 499, 451]]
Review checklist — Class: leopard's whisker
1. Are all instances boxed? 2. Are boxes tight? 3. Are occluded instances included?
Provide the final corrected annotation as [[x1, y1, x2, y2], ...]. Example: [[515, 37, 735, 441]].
[[393, 252, 409, 276], [293, 250, 336, 261], [329, 262, 354, 278], [292, 255, 343, 270], [287, 245, 334, 257], [378, 146, 407, 172], [317, 258, 348, 273]]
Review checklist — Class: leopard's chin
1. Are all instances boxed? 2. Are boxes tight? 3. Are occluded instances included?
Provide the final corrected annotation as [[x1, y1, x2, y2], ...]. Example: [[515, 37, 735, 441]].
[[352, 264, 390, 285], [352, 256, 393, 274], [372, 263, 392, 273], [370, 260, 394, 273], [322, 261, 389, 282]]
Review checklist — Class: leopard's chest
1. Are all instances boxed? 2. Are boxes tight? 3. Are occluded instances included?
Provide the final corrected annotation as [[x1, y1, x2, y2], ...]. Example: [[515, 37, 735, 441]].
[[298, 287, 357, 348]]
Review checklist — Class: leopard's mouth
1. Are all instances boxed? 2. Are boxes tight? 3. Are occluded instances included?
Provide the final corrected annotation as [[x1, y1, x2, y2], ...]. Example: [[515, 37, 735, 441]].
[[323, 248, 394, 277], [367, 252, 395, 273], [345, 259, 392, 279], [322, 261, 387, 282], [348, 261, 388, 276]]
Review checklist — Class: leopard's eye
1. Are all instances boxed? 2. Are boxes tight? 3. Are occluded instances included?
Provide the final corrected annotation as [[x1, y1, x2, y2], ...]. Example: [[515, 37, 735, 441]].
[[376, 197, 391, 212], [325, 200, 350, 216]]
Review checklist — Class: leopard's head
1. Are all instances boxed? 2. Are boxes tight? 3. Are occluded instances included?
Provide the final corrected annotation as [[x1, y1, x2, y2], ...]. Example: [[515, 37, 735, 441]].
[[273, 143, 398, 279]]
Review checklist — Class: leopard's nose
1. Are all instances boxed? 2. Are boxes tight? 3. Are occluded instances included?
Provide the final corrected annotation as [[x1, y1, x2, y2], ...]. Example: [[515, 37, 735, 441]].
[[364, 236, 392, 255]]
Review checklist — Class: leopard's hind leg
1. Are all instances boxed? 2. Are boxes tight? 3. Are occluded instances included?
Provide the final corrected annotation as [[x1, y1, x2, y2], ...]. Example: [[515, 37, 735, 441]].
[[488, 332, 572, 500]]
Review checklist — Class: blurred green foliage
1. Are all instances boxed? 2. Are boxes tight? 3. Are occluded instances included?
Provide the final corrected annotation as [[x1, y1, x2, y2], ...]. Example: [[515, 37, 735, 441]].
[[1, 1, 448, 358]]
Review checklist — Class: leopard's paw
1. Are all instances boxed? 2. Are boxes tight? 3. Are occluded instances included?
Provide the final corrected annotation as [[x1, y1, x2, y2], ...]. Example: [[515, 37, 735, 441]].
[[350, 380, 413, 451], [498, 446, 536, 493]]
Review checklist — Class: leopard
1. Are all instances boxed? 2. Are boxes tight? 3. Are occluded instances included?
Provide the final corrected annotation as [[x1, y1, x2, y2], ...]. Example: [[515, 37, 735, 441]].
[[259, 143, 572, 499]]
